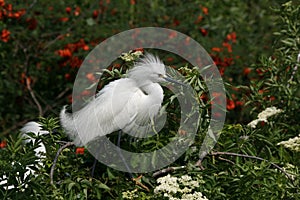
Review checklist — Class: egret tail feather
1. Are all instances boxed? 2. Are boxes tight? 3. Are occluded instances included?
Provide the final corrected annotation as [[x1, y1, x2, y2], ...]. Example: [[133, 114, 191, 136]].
[[60, 106, 82, 146]]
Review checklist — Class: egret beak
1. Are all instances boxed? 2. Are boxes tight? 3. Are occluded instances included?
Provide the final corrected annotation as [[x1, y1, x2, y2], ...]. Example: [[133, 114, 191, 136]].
[[162, 75, 186, 86]]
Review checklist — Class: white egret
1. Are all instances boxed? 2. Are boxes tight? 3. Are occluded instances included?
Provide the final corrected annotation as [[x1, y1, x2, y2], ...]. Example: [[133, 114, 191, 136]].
[[20, 121, 49, 157], [60, 53, 183, 186], [0, 122, 48, 190], [60, 53, 182, 146]]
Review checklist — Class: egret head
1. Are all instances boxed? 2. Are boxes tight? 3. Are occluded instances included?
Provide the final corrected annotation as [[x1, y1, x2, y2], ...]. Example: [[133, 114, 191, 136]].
[[128, 53, 183, 86], [128, 53, 166, 85]]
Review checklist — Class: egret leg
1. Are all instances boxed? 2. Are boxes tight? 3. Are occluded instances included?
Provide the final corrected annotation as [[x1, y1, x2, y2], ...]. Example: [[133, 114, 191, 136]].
[[117, 131, 149, 191], [91, 158, 97, 177], [91, 145, 102, 177], [151, 118, 158, 135], [117, 131, 133, 179], [117, 131, 150, 192]]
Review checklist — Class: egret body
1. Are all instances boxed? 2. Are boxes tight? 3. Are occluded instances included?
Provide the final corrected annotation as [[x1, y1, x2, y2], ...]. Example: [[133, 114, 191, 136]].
[[60, 53, 176, 146]]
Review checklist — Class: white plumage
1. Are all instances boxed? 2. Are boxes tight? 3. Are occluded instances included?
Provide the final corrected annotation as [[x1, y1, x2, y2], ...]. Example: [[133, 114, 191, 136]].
[[0, 121, 48, 190], [20, 121, 49, 157], [60, 53, 173, 146]]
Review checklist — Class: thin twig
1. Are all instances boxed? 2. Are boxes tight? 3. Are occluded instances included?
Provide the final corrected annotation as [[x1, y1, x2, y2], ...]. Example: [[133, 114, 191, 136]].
[[50, 142, 74, 185], [217, 156, 235, 165], [287, 51, 300, 88], [2, 120, 28, 136], [56, 140, 71, 144], [152, 166, 186, 178], [26, 77, 43, 116], [209, 151, 294, 182], [35, 87, 70, 116], [55, 87, 71, 100]]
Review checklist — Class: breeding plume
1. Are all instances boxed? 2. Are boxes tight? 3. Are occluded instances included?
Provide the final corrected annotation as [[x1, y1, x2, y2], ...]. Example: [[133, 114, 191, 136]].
[[60, 53, 180, 146]]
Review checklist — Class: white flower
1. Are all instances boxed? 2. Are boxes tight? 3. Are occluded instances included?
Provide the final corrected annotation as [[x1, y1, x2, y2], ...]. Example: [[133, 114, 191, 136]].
[[247, 106, 283, 128], [154, 174, 180, 194], [157, 174, 178, 184], [182, 192, 209, 200], [119, 50, 143, 62], [122, 189, 138, 199], [181, 186, 192, 193], [190, 180, 200, 188], [154, 184, 180, 194], [154, 174, 209, 199], [257, 106, 283, 119], [179, 175, 192, 186], [131, 50, 143, 57], [277, 134, 300, 152], [247, 118, 268, 128], [120, 53, 134, 62], [180, 175, 192, 182], [169, 197, 180, 200]]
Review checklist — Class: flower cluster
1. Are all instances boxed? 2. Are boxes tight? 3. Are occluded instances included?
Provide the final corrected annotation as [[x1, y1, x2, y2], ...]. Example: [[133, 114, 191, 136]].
[[119, 49, 144, 62], [56, 39, 90, 68], [196, 6, 209, 36], [75, 147, 85, 155], [1, 29, 10, 42], [59, 6, 81, 22], [210, 32, 237, 74], [0, 0, 26, 43], [247, 106, 283, 128], [0, 0, 26, 20], [0, 140, 6, 148], [208, 32, 246, 111], [154, 174, 208, 200], [122, 174, 208, 200], [122, 189, 139, 199], [277, 134, 300, 152], [282, 163, 297, 180]]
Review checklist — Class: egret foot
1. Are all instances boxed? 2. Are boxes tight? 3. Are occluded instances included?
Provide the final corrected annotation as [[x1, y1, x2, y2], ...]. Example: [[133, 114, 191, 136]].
[[195, 159, 205, 170], [131, 175, 149, 192]]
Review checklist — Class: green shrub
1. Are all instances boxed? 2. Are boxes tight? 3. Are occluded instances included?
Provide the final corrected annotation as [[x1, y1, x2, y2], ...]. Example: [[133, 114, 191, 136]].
[[1, 1, 299, 199]]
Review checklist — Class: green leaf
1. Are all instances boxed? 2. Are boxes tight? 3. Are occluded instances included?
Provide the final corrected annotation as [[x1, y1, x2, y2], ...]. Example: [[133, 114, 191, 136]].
[[97, 182, 110, 190], [107, 168, 116, 180], [67, 182, 76, 191]]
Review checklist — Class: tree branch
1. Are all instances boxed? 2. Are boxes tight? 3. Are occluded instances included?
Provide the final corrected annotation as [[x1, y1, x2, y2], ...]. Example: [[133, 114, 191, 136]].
[[152, 166, 186, 178], [2, 120, 28, 136], [26, 76, 43, 116], [50, 142, 74, 185], [209, 151, 295, 182]]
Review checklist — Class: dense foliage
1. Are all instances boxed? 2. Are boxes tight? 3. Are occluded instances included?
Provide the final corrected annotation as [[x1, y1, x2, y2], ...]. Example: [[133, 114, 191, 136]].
[[0, 0, 299, 199]]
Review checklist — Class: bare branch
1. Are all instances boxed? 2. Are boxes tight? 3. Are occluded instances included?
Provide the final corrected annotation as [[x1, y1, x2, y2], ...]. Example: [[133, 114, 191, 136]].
[[26, 77, 43, 116], [2, 120, 28, 136], [152, 166, 186, 178], [287, 51, 300, 88], [50, 142, 74, 185], [209, 151, 294, 182], [217, 156, 235, 165]]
